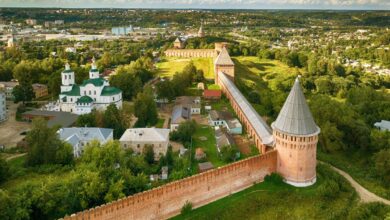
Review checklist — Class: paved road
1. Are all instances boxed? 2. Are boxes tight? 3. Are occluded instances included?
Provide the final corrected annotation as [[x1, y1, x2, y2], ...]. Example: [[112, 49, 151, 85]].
[[324, 162, 390, 205]]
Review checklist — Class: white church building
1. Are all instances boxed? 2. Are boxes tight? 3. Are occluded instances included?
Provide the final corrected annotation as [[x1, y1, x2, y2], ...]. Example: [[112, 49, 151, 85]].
[[59, 58, 122, 115]]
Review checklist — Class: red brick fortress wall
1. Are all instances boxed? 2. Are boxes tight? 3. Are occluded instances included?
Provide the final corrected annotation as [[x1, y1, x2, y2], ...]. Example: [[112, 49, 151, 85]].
[[164, 49, 217, 58], [63, 151, 277, 220]]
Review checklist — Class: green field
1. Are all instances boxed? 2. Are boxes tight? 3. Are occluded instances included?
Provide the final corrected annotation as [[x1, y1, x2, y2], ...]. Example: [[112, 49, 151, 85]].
[[172, 164, 390, 220], [156, 57, 215, 79], [233, 56, 301, 92]]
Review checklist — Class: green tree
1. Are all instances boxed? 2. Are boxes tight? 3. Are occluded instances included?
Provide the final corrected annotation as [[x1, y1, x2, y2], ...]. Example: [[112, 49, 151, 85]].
[[104, 104, 128, 139], [26, 118, 73, 166], [170, 120, 197, 144], [156, 80, 176, 102], [0, 158, 9, 183], [220, 145, 239, 162], [143, 145, 155, 165], [12, 84, 35, 104], [133, 88, 158, 127], [374, 149, 390, 185]]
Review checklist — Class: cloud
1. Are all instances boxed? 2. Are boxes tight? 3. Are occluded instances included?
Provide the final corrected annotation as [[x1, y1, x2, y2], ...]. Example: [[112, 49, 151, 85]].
[[0, 0, 389, 9]]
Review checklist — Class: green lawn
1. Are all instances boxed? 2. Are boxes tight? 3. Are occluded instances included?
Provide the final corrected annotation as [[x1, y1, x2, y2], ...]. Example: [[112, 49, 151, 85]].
[[172, 164, 390, 220], [156, 57, 215, 79], [192, 125, 226, 168], [155, 118, 165, 128]]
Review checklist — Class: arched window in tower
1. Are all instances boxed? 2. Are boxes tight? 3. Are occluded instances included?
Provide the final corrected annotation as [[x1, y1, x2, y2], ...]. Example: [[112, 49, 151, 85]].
[[69, 75, 71, 80], [65, 75, 67, 80]]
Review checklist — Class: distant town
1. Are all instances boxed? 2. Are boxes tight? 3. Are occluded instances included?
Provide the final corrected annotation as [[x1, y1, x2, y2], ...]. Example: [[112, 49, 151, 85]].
[[0, 8, 389, 220]]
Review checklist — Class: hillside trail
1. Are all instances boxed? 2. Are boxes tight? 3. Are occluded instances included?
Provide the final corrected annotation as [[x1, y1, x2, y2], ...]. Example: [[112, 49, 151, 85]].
[[5, 153, 26, 161], [320, 161, 390, 205]]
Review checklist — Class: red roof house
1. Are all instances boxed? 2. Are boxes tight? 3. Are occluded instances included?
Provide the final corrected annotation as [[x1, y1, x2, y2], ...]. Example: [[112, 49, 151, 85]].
[[203, 89, 222, 100]]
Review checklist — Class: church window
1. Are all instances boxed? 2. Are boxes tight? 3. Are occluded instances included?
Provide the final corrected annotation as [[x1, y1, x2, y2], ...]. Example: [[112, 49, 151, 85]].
[[69, 75, 71, 80], [112, 97, 115, 101], [65, 75, 67, 80], [94, 91, 96, 95], [84, 91, 86, 95], [89, 91, 91, 95]]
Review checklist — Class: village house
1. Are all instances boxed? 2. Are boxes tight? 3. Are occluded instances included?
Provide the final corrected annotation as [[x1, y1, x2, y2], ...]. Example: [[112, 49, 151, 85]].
[[57, 127, 113, 157], [0, 81, 19, 100], [0, 89, 6, 122], [215, 127, 236, 152], [198, 161, 214, 173], [22, 110, 78, 128], [203, 89, 222, 100], [32, 83, 48, 98], [208, 110, 242, 134], [175, 96, 201, 114], [120, 128, 170, 159], [195, 148, 206, 161], [170, 105, 191, 131]]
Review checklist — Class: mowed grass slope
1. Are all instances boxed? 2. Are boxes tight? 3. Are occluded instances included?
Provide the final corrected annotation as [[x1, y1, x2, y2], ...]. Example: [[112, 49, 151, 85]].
[[156, 57, 215, 79], [233, 56, 300, 92], [172, 164, 390, 220]]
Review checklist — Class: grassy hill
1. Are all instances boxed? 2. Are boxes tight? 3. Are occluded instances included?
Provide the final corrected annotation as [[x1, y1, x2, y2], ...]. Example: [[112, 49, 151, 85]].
[[172, 164, 390, 220], [156, 57, 215, 79]]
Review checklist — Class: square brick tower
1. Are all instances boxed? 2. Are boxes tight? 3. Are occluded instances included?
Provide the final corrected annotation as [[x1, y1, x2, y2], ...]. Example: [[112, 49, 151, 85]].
[[214, 47, 234, 84], [271, 76, 320, 187]]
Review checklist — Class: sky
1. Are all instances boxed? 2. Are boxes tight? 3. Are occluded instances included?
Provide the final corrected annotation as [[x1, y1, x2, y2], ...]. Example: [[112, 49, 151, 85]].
[[0, 0, 389, 10]]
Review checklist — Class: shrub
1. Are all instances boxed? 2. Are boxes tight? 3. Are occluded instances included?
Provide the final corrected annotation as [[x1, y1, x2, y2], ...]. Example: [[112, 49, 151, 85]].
[[347, 202, 390, 220], [264, 173, 284, 185], [181, 201, 193, 215], [318, 180, 340, 200]]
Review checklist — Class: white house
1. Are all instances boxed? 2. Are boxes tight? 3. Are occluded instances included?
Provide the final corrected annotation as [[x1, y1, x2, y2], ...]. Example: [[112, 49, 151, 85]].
[[57, 127, 114, 157], [120, 128, 170, 159], [58, 58, 122, 115]]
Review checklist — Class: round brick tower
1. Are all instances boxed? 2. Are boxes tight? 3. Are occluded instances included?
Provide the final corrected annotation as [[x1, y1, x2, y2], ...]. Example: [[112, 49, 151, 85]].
[[271, 76, 320, 187]]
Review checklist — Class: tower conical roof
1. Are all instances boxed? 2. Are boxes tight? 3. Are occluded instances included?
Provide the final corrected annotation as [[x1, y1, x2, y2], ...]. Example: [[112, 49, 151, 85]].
[[272, 77, 319, 136], [215, 47, 234, 66]]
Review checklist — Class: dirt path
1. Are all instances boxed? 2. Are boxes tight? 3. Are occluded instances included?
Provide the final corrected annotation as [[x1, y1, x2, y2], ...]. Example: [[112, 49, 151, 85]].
[[0, 102, 31, 148], [5, 153, 26, 161], [323, 162, 390, 205]]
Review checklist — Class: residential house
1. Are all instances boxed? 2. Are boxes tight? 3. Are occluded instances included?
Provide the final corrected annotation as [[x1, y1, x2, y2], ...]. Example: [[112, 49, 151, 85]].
[[32, 83, 48, 98], [209, 110, 242, 134], [120, 128, 170, 159], [57, 127, 113, 157], [215, 127, 236, 152], [0, 90, 6, 122], [22, 110, 78, 128], [198, 162, 214, 173], [195, 148, 206, 160], [0, 81, 19, 100], [170, 105, 191, 131], [203, 89, 222, 100], [175, 96, 201, 115]]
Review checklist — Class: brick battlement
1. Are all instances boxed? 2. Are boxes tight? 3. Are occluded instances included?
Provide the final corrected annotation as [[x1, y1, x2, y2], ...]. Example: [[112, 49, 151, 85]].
[[164, 49, 217, 58], [63, 150, 277, 220]]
